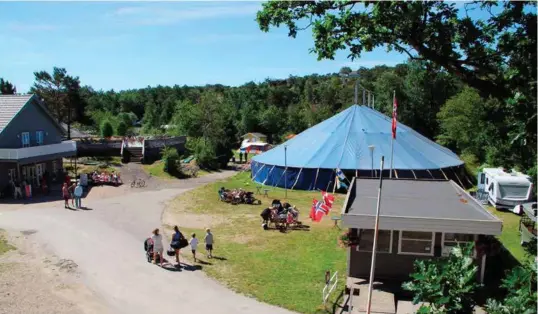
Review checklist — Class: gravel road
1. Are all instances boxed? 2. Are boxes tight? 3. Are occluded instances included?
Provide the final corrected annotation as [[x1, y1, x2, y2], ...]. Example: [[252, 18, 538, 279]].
[[0, 170, 296, 314]]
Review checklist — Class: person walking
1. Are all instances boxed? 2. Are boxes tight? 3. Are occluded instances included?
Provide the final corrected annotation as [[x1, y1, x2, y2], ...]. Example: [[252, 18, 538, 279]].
[[62, 183, 70, 208], [189, 233, 199, 262], [170, 226, 183, 267], [151, 228, 164, 267], [204, 228, 214, 259], [74, 183, 83, 209], [68, 182, 76, 207]]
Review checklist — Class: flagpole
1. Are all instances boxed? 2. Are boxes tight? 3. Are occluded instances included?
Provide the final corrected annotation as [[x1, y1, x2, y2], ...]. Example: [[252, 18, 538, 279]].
[[366, 156, 385, 314], [284, 145, 288, 198], [390, 90, 395, 179]]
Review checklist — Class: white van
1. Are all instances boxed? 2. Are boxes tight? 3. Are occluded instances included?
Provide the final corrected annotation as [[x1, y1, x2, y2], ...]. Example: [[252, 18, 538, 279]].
[[477, 168, 534, 210]]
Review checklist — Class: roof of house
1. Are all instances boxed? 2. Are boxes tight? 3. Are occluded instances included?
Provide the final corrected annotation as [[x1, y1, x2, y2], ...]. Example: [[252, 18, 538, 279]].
[[0, 94, 34, 134], [242, 132, 266, 138], [0, 94, 65, 136], [342, 178, 502, 235]]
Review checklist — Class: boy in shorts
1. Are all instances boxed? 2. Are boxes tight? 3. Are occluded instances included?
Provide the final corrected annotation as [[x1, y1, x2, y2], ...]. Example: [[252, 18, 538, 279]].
[[204, 228, 214, 259], [189, 233, 199, 262]]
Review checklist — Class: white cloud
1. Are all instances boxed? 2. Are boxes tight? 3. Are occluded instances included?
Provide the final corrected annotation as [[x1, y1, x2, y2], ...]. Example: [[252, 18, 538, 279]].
[[8, 22, 59, 31], [112, 3, 262, 25]]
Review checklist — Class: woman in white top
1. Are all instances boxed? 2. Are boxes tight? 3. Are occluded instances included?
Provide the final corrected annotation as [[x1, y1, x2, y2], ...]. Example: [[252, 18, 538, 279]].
[[151, 228, 164, 266]]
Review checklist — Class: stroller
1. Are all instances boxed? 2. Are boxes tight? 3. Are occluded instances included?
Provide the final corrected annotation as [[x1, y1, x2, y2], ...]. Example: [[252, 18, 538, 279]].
[[144, 237, 162, 263]]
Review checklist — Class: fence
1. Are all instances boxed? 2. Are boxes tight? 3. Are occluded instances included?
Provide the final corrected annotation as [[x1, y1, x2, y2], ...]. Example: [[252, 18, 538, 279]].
[[322, 271, 338, 304]]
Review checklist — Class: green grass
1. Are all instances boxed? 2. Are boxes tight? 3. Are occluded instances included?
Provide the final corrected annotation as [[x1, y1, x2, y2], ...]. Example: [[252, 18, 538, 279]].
[[487, 206, 527, 263], [164, 172, 347, 314]]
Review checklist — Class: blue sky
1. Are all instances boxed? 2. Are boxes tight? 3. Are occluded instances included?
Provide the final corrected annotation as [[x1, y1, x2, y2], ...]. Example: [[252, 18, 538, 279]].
[[0, 1, 491, 93]]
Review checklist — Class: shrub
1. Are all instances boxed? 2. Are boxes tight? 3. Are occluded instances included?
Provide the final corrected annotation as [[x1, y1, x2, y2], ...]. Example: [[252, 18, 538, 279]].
[[402, 243, 479, 313], [189, 138, 218, 169], [161, 146, 179, 174], [116, 121, 128, 136], [100, 120, 114, 138]]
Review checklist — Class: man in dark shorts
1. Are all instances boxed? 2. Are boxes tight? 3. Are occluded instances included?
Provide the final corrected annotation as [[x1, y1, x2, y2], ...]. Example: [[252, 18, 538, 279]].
[[204, 228, 214, 259]]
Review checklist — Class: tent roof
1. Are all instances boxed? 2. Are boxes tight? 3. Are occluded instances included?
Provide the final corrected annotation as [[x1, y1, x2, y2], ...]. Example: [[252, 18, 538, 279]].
[[252, 105, 463, 170]]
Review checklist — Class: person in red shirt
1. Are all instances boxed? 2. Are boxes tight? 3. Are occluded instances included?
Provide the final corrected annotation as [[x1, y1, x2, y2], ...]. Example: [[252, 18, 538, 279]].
[[62, 183, 70, 209]]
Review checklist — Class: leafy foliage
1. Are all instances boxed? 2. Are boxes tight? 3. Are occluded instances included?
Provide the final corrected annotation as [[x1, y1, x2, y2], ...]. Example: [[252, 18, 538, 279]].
[[116, 121, 128, 137], [402, 244, 479, 313], [161, 146, 180, 174], [485, 260, 537, 314], [100, 120, 114, 138], [257, 0, 537, 171]]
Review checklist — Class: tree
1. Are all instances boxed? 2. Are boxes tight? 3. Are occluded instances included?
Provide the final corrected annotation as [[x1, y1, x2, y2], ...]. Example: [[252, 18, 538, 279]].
[[116, 121, 128, 136], [30, 67, 84, 134], [0, 78, 16, 94], [402, 244, 479, 313], [100, 120, 114, 138], [257, 1, 537, 170]]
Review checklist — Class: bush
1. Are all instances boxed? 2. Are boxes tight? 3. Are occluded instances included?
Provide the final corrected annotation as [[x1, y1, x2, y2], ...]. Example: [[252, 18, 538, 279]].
[[402, 244, 479, 313], [161, 146, 179, 174], [100, 120, 114, 138], [116, 121, 128, 136], [189, 138, 218, 169]]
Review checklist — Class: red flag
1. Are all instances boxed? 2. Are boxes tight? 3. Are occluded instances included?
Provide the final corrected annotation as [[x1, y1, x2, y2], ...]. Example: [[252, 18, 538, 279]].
[[321, 191, 335, 210], [310, 199, 330, 222], [309, 199, 317, 220], [392, 92, 398, 139]]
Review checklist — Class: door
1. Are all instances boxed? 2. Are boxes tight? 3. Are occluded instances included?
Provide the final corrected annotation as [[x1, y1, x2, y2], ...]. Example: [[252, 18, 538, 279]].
[[23, 165, 36, 186], [36, 163, 44, 186]]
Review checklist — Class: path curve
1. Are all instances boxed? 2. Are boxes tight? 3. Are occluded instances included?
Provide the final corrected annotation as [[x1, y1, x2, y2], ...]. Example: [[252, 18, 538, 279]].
[[0, 170, 296, 314]]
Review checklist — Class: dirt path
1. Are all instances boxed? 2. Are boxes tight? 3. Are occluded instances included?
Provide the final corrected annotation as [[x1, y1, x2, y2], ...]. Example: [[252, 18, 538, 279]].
[[0, 170, 296, 314]]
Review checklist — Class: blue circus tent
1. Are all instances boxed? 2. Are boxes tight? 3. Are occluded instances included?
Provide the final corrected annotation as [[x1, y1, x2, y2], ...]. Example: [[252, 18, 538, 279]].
[[251, 105, 465, 191]]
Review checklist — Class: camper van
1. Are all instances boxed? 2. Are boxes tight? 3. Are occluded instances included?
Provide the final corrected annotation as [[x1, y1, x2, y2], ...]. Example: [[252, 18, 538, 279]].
[[477, 168, 534, 210]]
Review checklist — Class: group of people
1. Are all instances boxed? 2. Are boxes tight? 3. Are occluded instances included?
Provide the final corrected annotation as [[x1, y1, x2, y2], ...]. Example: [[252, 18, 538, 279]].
[[150, 226, 215, 268], [91, 170, 122, 186], [260, 200, 300, 227], [62, 182, 84, 209]]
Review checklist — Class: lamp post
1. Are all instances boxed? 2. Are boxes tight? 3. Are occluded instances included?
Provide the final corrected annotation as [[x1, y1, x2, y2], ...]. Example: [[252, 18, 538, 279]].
[[369, 145, 375, 177], [284, 145, 288, 198]]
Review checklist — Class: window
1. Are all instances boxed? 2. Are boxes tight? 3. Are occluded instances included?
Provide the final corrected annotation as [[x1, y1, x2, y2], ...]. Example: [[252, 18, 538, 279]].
[[21, 132, 30, 147], [36, 131, 44, 145], [480, 173, 485, 185], [486, 177, 489, 185], [398, 231, 434, 256], [442, 233, 476, 257], [357, 229, 393, 253], [499, 184, 530, 199]]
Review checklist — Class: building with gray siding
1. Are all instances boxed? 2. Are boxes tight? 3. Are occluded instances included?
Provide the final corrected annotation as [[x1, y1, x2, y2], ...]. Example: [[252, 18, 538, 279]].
[[0, 94, 76, 193]]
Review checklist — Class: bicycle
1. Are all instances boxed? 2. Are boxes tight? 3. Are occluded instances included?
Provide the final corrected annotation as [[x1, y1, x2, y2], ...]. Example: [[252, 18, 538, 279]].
[[130, 178, 146, 188]]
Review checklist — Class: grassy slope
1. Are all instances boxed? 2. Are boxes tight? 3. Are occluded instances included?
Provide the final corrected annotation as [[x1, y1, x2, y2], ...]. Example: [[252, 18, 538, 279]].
[[165, 172, 347, 314], [487, 206, 527, 262]]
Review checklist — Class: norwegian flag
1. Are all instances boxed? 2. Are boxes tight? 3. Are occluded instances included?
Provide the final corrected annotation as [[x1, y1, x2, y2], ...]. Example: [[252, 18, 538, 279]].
[[310, 199, 331, 222], [321, 191, 335, 209], [392, 92, 398, 139]]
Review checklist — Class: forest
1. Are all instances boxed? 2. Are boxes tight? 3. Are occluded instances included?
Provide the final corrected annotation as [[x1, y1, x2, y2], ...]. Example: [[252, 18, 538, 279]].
[[0, 1, 535, 179]]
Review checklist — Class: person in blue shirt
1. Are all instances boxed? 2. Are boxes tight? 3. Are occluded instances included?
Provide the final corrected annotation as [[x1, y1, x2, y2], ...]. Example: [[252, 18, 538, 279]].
[[74, 183, 83, 209]]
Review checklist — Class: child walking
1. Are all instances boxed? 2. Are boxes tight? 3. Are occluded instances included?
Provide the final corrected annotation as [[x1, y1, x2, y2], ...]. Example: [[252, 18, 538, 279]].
[[204, 228, 214, 259], [189, 233, 199, 262]]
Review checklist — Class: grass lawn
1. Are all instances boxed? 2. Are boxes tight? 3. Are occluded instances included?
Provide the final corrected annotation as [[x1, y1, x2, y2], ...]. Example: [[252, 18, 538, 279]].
[[487, 206, 527, 263], [163, 172, 347, 314]]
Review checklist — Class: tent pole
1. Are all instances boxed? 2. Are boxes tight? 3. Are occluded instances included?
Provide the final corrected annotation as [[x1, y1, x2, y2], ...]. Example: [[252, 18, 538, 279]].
[[452, 168, 465, 187], [411, 169, 417, 179], [426, 169, 435, 179], [291, 168, 303, 190], [394, 169, 399, 179], [332, 172, 337, 194], [252, 163, 266, 182], [262, 165, 275, 185], [314, 168, 320, 189], [439, 168, 449, 180]]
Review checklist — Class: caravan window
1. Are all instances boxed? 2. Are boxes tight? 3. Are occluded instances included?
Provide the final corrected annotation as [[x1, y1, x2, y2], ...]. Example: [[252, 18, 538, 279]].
[[499, 184, 530, 199], [480, 174, 485, 185]]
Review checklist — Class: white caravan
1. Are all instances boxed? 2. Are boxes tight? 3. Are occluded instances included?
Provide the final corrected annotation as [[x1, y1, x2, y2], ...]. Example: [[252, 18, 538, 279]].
[[477, 168, 534, 209]]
